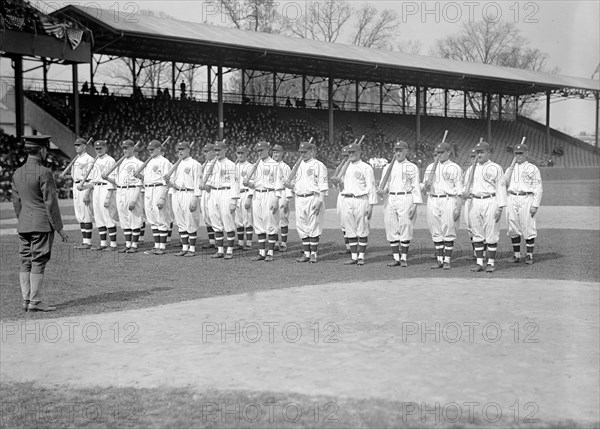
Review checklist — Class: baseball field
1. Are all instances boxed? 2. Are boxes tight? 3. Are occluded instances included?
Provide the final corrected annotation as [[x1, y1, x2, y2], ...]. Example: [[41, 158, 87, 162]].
[[0, 171, 598, 428]]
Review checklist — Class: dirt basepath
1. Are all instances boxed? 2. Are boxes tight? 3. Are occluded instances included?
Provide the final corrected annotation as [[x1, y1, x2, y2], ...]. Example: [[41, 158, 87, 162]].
[[2, 278, 598, 424]]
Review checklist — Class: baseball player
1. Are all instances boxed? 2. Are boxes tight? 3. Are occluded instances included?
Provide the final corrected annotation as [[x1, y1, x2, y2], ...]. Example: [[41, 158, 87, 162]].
[[504, 143, 543, 264], [87, 140, 118, 251], [271, 144, 292, 252], [165, 141, 202, 256], [339, 143, 378, 265], [200, 143, 217, 250], [462, 141, 507, 272], [137, 139, 173, 255], [422, 142, 463, 270], [243, 141, 283, 262], [133, 144, 146, 245], [103, 140, 144, 253], [234, 146, 254, 250], [336, 145, 351, 254], [70, 138, 95, 249], [289, 141, 329, 263], [378, 140, 423, 267], [204, 141, 240, 259], [463, 148, 479, 259]]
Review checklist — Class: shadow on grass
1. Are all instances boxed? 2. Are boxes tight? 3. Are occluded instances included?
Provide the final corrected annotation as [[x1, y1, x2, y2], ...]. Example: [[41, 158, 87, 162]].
[[57, 286, 173, 309]]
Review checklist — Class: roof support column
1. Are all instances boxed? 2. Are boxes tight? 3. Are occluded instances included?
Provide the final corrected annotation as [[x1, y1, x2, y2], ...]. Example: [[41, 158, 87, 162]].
[[545, 90, 550, 154], [72, 63, 80, 136], [415, 85, 421, 152], [514, 95, 519, 116], [423, 86, 427, 115], [481, 92, 485, 118], [90, 56, 94, 90], [172, 62, 176, 99], [498, 94, 502, 121], [241, 69, 246, 103], [355, 81, 359, 112], [43, 59, 48, 93], [595, 92, 599, 149], [14, 56, 24, 140], [328, 77, 334, 146], [218, 65, 224, 140], [444, 89, 448, 117], [463, 91, 467, 118], [379, 82, 383, 113], [207, 66, 212, 103], [302, 75, 306, 105], [132, 58, 136, 91], [402, 86, 406, 114], [486, 92, 492, 144], [272, 72, 277, 106]]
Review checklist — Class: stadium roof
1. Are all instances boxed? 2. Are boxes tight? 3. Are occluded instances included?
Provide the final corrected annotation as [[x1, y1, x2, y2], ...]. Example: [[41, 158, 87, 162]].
[[56, 5, 600, 97]]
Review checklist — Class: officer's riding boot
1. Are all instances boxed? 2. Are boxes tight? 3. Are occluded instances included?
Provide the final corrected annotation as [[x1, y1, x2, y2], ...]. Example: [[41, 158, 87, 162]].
[[27, 273, 56, 312], [20, 272, 31, 312]]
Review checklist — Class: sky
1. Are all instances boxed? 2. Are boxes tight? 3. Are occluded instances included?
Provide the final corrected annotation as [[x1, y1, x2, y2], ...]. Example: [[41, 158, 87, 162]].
[[3, 0, 600, 134]]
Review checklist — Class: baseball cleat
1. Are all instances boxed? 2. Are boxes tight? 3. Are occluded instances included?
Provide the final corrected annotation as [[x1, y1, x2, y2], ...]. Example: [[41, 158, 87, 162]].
[[126, 247, 138, 253], [74, 244, 91, 250], [387, 260, 401, 267], [264, 255, 274, 262], [279, 244, 288, 252], [243, 244, 253, 250], [344, 259, 358, 265], [443, 262, 451, 270], [471, 264, 484, 272], [525, 257, 534, 265], [22, 300, 30, 312], [251, 255, 265, 261], [400, 260, 408, 268], [224, 253, 233, 259], [309, 254, 317, 263], [154, 249, 166, 255], [485, 264, 495, 273], [174, 250, 188, 257], [297, 255, 310, 263], [91, 246, 108, 251], [512, 256, 522, 263], [211, 252, 224, 259], [431, 261, 444, 269], [357, 259, 365, 266], [339, 249, 351, 255], [117, 247, 130, 253], [184, 251, 197, 257], [27, 302, 56, 312], [108, 246, 118, 251]]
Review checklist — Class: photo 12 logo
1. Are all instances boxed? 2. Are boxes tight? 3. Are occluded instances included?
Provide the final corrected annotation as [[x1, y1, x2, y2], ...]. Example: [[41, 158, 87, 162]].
[[201, 321, 340, 344], [399, 1, 540, 24]]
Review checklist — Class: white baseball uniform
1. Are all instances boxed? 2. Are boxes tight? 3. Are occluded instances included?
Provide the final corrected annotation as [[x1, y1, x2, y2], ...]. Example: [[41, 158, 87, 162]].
[[235, 160, 254, 229], [380, 159, 423, 242], [292, 158, 329, 239], [277, 160, 293, 227], [463, 161, 507, 244], [142, 155, 173, 231], [113, 157, 144, 230], [169, 157, 202, 232], [424, 160, 463, 242], [71, 153, 95, 223], [206, 157, 240, 232], [505, 161, 542, 239], [200, 160, 213, 228], [341, 161, 378, 238], [249, 157, 282, 235], [89, 154, 117, 228]]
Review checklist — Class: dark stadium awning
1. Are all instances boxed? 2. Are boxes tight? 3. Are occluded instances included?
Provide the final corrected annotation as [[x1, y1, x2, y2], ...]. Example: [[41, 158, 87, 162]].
[[55, 5, 599, 96]]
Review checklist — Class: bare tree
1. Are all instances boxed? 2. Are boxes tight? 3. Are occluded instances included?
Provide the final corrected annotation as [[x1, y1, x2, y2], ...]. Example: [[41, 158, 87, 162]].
[[396, 40, 422, 55], [432, 20, 556, 117], [352, 5, 399, 49], [284, 0, 352, 43], [216, 0, 282, 33]]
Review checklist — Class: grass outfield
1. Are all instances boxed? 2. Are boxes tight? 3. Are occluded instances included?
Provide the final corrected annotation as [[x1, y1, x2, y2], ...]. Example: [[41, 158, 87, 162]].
[[2, 383, 597, 429], [1, 227, 598, 321]]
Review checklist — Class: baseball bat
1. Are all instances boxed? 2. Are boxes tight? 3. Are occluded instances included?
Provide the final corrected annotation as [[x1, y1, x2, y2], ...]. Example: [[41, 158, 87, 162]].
[[334, 135, 363, 183], [378, 153, 398, 192], [133, 136, 171, 178], [424, 131, 449, 187], [201, 139, 226, 185], [285, 137, 314, 186], [60, 137, 94, 179], [103, 141, 144, 178], [164, 140, 195, 181]]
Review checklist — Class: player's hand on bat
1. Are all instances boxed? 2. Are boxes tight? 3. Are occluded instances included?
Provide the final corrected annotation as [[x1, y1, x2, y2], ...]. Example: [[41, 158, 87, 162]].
[[244, 198, 252, 210], [408, 204, 417, 221], [494, 208, 503, 223], [376, 187, 385, 198], [530, 206, 538, 217], [229, 202, 237, 214], [366, 205, 373, 220], [453, 207, 460, 222], [189, 201, 197, 212], [128, 201, 136, 211], [157, 198, 164, 210], [104, 199, 111, 208], [311, 200, 322, 216], [83, 194, 91, 206], [270, 201, 278, 214]]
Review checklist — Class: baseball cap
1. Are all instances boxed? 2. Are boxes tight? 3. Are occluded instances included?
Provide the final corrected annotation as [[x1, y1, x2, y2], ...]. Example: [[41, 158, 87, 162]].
[[177, 141, 191, 150], [121, 139, 135, 149], [254, 141, 270, 151], [148, 140, 161, 150], [74, 138, 87, 146], [341, 145, 350, 155], [514, 144, 529, 153], [394, 140, 409, 150], [202, 143, 215, 152], [272, 144, 284, 152], [94, 140, 107, 149], [298, 141, 315, 152], [474, 141, 490, 152], [346, 143, 361, 152], [236, 146, 248, 154], [23, 135, 51, 148], [214, 141, 227, 150], [469, 149, 477, 157], [435, 142, 451, 152]]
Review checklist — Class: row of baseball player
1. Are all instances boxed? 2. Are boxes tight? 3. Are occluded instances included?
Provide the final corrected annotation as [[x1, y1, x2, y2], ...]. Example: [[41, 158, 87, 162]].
[[66, 137, 542, 271]]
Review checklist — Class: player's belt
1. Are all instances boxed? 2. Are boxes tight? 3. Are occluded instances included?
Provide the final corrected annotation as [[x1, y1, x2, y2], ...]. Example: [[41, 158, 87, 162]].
[[175, 187, 194, 192], [93, 182, 107, 185], [342, 193, 367, 198], [74, 179, 90, 184], [145, 183, 164, 188], [211, 186, 231, 190], [389, 191, 409, 195], [117, 185, 139, 189], [275, 188, 285, 192], [470, 193, 496, 199], [509, 191, 533, 196], [255, 188, 275, 193], [429, 194, 456, 198], [296, 193, 315, 198], [239, 189, 249, 193]]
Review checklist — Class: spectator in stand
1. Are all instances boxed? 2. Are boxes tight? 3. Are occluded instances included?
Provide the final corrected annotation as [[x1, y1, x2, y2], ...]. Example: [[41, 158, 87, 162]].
[[101, 83, 109, 96], [164, 88, 170, 100], [81, 81, 89, 93], [90, 84, 98, 95], [180, 81, 186, 100]]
